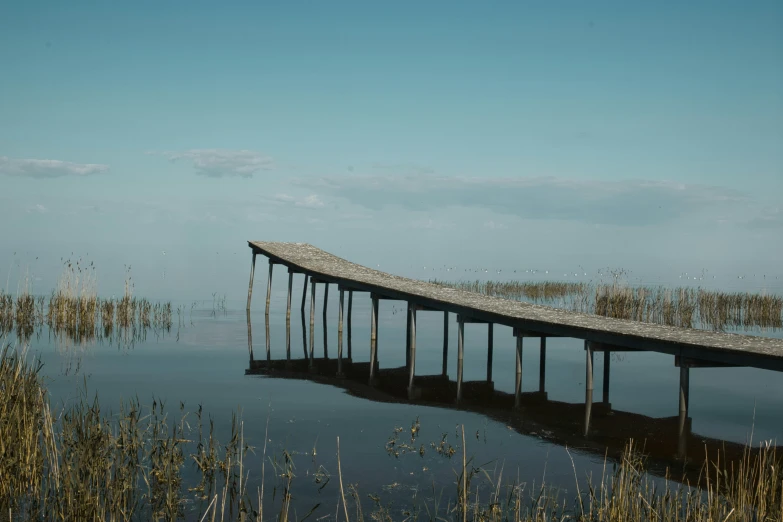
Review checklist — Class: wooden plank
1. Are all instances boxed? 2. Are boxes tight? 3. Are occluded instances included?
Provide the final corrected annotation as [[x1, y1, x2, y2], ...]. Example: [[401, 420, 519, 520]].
[[248, 242, 783, 373]]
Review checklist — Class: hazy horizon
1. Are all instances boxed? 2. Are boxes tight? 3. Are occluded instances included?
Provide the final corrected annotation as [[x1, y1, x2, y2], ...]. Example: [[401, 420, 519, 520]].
[[2, 1, 781, 300]]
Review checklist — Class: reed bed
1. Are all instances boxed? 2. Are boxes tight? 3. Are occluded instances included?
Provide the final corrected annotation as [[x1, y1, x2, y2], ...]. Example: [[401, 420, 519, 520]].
[[431, 279, 783, 331], [0, 258, 173, 346], [1, 346, 780, 521]]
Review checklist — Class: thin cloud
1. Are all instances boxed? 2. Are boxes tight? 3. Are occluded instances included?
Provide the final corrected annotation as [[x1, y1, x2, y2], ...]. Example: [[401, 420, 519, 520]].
[[273, 193, 325, 208], [309, 174, 751, 227], [0, 156, 109, 178], [27, 204, 48, 214], [153, 149, 273, 178]]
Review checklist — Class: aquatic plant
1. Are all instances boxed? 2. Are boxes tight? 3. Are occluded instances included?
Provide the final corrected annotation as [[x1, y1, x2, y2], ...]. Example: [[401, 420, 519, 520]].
[[1, 345, 780, 521]]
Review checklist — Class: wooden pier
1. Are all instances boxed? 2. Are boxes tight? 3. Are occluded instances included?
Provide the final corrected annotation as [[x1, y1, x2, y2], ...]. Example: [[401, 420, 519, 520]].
[[247, 241, 783, 458]]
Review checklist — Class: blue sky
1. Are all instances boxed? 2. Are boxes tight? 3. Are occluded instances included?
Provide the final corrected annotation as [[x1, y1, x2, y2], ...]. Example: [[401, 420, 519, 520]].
[[1, 1, 781, 299]]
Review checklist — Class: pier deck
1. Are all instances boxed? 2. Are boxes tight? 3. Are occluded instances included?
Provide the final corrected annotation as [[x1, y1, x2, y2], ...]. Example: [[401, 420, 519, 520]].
[[248, 241, 783, 372]]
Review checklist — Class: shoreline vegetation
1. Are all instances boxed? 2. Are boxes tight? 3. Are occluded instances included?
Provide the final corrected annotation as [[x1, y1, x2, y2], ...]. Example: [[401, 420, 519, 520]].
[[1, 345, 781, 521], [429, 279, 783, 331]]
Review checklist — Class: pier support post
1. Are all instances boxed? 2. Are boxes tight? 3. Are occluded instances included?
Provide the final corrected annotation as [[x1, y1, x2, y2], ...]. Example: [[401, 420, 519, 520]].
[[515, 336, 523, 409], [300, 308, 308, 360], [406, 303, 412, 368], [337, 289, 345, 377], [246, 252, 256, 311], [347, 291, 353, 360], [286, 272, 293, 364], [442, 311, 449, 377], [678, 365, 690, 458], [309, 278, 316, 369], [487, 323, 494, 383], [602, 351, 611, 405], [300, 274, 308, 314], [265, 311, 271, 363], [539, 337, 546, 395], [322, 283, 329, 359], [369, 295, 379, 384], [265, 261, 273, 316], [323, 283, 329, 327], [408, 304, 417, 399], [584, 341, 594, 437], [246, 309, 254, 363], [456, 315, 464, 403]]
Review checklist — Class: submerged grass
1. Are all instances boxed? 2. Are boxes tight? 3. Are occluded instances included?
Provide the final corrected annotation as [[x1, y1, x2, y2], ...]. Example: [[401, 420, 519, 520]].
[[1, 346, 780, 521], [431, 279, 783, 331]]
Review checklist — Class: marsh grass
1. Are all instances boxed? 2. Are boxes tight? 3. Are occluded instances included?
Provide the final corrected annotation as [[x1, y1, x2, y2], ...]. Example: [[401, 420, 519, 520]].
[[431, 279, 783, 331], [1, 345, 781, 521], [0, 258, 173, 346]]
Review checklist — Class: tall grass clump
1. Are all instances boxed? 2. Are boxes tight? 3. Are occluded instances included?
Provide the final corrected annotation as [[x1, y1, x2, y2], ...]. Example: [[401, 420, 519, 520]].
[[431, 279, 783, 331], [1, 259, 173, 347]]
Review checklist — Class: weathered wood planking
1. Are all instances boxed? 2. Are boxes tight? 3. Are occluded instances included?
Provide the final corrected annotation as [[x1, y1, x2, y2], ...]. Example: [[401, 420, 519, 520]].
[[248, 241, 783, 371]]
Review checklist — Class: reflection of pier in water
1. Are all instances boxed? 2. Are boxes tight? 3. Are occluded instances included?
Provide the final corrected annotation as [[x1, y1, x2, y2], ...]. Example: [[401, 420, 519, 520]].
[[245, 310, 756, 482]]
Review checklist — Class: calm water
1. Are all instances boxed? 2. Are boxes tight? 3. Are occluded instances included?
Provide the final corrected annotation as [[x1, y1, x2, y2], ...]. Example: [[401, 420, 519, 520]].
[[21, 276, 783, 518]]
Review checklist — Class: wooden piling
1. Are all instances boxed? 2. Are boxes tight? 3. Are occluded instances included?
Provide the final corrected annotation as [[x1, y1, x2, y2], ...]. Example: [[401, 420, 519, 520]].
[[487, 323, 494, 382], [584, 341, 594, 437], [309, 278, 316, 366], [369, 294, 379, 383], [323, 282, 329, 326], [265, 261, 273, 316], [456, 316, 464, 403], [246, 252, 256, 311], [246, 308, 253, 362], [300, 274, 308, 314], [347, 291, 353, 360], [442, 311, 449, 377], [539, 337, 547, 394], [300, 308, 308, 360], [602, 350, 611, 404], [515, 336, 523, 408], [286, 272, 293, 363], [408, 304, 417, 397], [265, 311, 271, 362], [337, 289, 344, 377], [405, 303, 412, 368]]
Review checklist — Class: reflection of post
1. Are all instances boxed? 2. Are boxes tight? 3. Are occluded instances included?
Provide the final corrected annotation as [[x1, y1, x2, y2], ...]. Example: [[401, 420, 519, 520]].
[[265, 311, 271, 362], [408, 304, 417, 398], [442, 311, 449, 377], [265, 261, 273, 316], [678, 365, 690, 458], [246, 252, 256, 311], [584, 341, 594, 437], [309, 279, 316, 367], [246, 308, 254, 363], [456, 315, 464, 403], [369, 295, 379, 384], [347, 291, 353, 360], [602, 351, 611, 404], [337, 289, 344, 377], [486, 323, 494, 382], [539, 337, 547, 394], [515, 336, 523, 408]]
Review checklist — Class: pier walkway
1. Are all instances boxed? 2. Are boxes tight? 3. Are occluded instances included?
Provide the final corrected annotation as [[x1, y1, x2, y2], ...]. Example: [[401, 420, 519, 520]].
[[246, 241, 783, 457]]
